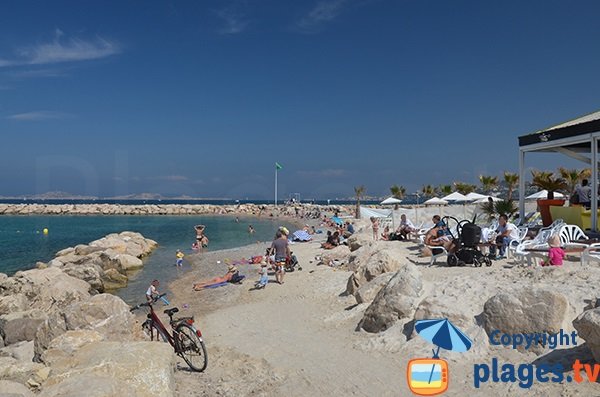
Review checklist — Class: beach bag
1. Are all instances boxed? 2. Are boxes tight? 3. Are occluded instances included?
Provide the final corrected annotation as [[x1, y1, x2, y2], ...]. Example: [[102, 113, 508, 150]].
[[230, 273, 245, 284]]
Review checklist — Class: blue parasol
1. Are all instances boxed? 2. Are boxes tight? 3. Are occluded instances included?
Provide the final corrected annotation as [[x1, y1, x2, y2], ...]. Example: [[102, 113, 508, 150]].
[[414, 318, 472, 384]]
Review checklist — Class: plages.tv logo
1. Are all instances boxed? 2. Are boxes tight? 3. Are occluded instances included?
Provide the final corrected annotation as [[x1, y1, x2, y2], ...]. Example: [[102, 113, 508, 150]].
[[407, 318, 472, 396]]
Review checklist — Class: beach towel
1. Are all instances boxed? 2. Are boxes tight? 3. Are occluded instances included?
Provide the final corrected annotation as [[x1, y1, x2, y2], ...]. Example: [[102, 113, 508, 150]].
[[201, 281, 230, 289], [292, 230, 312, 242], [331, 216, 344, 226]]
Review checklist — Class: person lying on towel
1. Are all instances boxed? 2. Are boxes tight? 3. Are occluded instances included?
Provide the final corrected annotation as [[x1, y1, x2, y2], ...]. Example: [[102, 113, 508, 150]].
[[193, 265, 244, 290]]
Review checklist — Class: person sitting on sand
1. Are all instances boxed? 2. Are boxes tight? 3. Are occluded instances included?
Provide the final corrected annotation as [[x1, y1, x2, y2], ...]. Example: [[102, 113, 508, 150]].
[[193, 265, 237, 290], [380, 226, 391, 241], [398, 214, 416, 240], [342, 221, 355, 238], [321, 231, 341, 249], [270, 228, 290, 284], [540, 234, 565, 267]]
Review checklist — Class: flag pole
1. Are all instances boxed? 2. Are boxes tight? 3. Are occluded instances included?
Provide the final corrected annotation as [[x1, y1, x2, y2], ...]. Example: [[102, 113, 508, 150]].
[[275, 166, 278, 206]]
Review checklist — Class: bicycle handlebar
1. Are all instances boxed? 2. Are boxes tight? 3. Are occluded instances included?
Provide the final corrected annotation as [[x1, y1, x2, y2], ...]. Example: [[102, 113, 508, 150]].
[[130, 293, 167, 312]]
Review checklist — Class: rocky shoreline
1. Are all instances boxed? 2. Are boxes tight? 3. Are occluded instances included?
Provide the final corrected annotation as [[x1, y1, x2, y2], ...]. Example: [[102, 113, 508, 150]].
[[0, 203, 350, 217], [0, 232, 176, 397]]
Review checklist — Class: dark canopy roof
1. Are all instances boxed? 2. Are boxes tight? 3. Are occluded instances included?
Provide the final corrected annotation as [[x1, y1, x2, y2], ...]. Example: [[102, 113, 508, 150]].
[[519, 109, 600, 148]]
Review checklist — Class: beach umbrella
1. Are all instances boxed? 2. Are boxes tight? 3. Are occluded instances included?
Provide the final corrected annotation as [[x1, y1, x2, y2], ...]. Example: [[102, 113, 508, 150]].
[[525, 190, 565, 200], [424, 197, 448, 206], [473, 196, 502, 204], [441, 192, 469, 202], [465, 192, 487, 201], [380, 197, 402, 205], [414, 318, 473, 384]]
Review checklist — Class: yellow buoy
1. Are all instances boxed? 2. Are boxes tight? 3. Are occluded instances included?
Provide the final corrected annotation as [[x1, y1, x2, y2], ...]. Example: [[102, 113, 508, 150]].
[[43, 228, 49, 235]]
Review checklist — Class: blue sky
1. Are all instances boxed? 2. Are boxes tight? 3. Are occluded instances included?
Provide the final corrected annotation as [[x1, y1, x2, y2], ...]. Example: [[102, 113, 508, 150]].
[[1, 0, 600, 199]]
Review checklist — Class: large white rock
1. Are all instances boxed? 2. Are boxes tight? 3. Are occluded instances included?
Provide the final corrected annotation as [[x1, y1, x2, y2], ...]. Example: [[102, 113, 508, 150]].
[[0, 267, 91, 313], [573, 308, 600, 361], [483, 288, 570, 353], [346, 249, 404, 295], [34, 294, 135, 361], [359, 263, 423, 333], [0, 310, 47, 345], [0, 380, 34, 397], [41, 341, 175, 397], [0, 356, 45, 384], [41, 330, 105, 366], [0, 294, 29, 315], [354, 273, 394, 304], [0, 341, 34, 362]]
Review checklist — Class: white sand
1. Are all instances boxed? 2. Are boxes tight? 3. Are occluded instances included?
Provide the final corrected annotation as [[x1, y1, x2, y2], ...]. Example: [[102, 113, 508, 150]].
[[169, 211, 599, 397]]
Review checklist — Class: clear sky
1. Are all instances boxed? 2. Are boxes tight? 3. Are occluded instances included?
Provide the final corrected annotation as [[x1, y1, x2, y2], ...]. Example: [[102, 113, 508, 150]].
[[1, 0, 600, 199]]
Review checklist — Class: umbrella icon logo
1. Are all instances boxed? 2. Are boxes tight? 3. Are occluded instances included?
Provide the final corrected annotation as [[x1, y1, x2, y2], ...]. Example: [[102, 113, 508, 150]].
[[407, 318, 472, 396]]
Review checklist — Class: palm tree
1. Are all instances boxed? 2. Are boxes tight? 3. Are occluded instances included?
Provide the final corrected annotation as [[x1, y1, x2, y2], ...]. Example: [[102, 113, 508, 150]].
[[479, 175, 498, 194], [454, 182, 476, 195], [436, 184, 453, 196], [389, 185, 406, 200], [531, 170, 567, 200], [354, 185, 366, 219], [503, 172, 519, 200], [558, 167, 591, 196], [421, 185, 435, 197]]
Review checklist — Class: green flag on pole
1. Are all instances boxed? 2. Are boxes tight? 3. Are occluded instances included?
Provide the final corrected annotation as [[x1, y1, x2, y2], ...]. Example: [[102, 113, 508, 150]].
[[275, 162, 283, 170]]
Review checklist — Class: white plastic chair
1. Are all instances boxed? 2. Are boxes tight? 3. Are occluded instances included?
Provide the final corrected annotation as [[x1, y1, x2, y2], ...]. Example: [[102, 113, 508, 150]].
[[581, 243, 600, 266], [558, 224, 588, 248], [419, 235, 449, 266], [506, 227, 528, 259]]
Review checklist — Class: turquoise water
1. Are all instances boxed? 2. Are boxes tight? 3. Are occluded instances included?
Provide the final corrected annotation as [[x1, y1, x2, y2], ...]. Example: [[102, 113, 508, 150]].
[[0, 215, 294, 303]]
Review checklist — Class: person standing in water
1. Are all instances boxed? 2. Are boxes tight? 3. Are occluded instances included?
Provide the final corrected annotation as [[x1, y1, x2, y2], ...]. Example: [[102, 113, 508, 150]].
[[248, 225, 255, 234], [175, 249, 184, 267]]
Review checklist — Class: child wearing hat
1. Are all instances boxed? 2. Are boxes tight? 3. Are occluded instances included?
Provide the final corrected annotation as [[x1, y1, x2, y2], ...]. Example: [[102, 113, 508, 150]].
[[541, 235, 565, 266]]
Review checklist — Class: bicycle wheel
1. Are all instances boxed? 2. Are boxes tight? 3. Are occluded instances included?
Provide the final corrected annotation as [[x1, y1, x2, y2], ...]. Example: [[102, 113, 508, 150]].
[[176, 323, 208, 372]]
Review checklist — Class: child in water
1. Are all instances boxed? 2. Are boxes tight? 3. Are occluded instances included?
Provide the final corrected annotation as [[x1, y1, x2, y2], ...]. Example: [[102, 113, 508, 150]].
[[176, 249, 184, 267]]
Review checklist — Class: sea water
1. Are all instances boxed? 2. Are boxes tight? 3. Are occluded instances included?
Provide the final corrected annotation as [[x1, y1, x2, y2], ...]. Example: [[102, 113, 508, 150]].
[[0, 215, 295, 304]]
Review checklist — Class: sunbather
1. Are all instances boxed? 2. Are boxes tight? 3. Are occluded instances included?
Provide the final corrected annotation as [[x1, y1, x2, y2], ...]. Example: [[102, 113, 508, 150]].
[[193, 265, 238, 290]]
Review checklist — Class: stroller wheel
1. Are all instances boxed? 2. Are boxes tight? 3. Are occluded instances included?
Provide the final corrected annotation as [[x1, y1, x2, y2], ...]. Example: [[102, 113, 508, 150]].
[[484, 257, 492, 267], [473, 257, 482, 267]]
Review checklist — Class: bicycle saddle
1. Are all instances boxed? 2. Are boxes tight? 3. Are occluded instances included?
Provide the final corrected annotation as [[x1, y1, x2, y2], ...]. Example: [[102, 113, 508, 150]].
[[164, 307, 179, 316]]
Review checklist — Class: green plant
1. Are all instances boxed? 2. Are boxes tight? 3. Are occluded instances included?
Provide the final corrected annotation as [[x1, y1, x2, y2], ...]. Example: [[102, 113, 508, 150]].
[[531, 170, 567, 200], [421, 184, 435, 197], [494, 199, 518, 217], [354, 185, 366, 219], [503, 172, 519, 201], [436, 184, 453, 196], [558, 167, 591, 196], [479, 175, 499, 194], [454, 182, 476, 195], [390, 185, 406, 200]]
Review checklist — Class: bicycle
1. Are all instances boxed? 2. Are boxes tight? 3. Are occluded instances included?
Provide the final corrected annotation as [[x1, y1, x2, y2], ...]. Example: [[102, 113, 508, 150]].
[[130, 293, 208, 372]]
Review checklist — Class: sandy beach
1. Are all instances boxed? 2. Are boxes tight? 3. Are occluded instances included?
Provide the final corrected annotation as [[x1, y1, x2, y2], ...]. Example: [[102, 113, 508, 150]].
[[167, 210, 600, 397]]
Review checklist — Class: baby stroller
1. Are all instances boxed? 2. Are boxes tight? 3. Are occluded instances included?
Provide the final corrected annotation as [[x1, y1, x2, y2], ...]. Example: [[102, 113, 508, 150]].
[[284, 253, 302, 272], [444, 216, 492, 267]]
